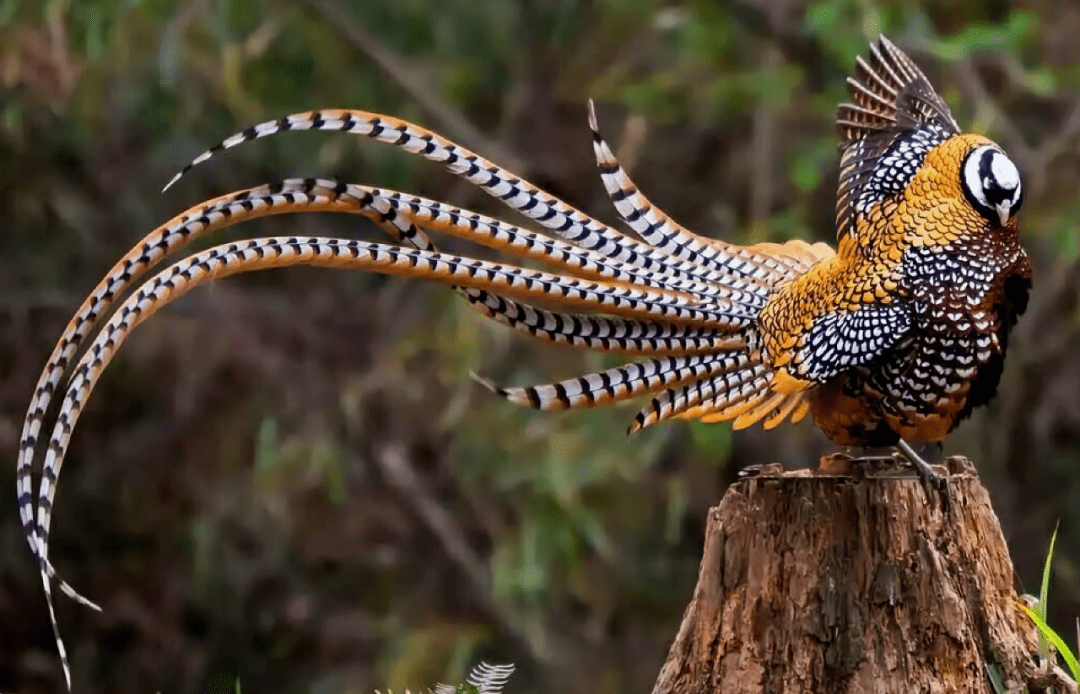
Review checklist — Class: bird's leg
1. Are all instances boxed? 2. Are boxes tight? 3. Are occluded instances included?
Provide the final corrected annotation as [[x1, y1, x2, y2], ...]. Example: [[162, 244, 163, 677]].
[[894, 439, 947, 501]]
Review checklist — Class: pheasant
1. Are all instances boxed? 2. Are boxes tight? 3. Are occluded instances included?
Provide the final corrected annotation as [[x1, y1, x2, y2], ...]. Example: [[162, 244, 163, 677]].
[[17, 35, 1029, 688]]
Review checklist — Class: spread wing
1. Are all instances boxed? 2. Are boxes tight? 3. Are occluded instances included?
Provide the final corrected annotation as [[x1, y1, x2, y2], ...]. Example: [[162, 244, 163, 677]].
[[834, 35, 960, 243]]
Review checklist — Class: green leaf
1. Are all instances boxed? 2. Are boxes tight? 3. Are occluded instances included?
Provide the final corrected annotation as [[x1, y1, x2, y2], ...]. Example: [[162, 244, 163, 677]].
[[1023, 606, 1080, 681], [1037, 523, 1059, 663]]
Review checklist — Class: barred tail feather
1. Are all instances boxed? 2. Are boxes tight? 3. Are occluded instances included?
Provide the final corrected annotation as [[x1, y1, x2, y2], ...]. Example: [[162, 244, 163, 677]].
[[630, 363, 767, 432], [30, 233, 759, 598], [342, 183, 738, 356], [669, 370, 776, 424], [162, 109, 737, 290], [587, 101, 811, 284], [359, 187, 744, 305], [462, 290, 742, 356], [20, 175, 762, 631], [485, 351, 750, 412], [17, 182, 362, 577]]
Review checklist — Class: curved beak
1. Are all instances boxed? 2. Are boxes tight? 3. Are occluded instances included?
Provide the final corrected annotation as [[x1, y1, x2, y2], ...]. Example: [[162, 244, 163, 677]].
[[995, 202, 1012, 227]]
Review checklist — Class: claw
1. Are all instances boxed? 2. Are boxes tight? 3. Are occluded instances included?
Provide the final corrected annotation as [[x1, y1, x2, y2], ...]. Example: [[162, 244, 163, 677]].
[[895, 439, 949, 504]]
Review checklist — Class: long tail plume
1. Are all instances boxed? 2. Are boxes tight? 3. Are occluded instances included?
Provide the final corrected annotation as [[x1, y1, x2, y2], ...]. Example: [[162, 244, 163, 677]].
[[23, 105, 827, 689]]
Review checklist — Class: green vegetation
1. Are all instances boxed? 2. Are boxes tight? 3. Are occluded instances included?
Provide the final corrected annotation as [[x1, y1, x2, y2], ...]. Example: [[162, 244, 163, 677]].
[[991, 527, 1079, 692], [1, 1, 1079, 693], [1026, 527, 1080, 683]]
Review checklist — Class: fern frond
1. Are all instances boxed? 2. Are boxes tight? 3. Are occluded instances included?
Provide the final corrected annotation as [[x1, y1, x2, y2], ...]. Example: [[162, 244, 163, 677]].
[[434, 662, 516, 694]]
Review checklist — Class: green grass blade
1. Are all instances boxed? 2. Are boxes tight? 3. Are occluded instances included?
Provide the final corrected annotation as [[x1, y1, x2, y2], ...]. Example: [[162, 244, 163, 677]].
[[1037, 523, 1059, 663], [1038, 524, 1058, 622], [1023, 605, 1080, 682]]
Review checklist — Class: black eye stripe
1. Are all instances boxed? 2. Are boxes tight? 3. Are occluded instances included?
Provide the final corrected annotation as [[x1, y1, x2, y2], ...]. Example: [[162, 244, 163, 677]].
[[978, 148, 997, 188], [972, 147, 1021, 206]]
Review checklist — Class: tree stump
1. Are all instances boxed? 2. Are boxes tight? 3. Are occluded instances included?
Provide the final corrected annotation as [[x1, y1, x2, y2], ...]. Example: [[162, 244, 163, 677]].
[[652, 455, 1069, 694]]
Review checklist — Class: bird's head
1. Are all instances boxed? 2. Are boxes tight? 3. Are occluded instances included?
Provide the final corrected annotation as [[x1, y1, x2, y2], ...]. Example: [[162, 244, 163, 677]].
[[900, 133, 1024, 243], [960, 141, 1023, 228]]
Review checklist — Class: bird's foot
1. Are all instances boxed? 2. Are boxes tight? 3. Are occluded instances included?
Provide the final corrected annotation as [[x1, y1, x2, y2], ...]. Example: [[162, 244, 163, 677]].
[[894, 440, 949, 504]]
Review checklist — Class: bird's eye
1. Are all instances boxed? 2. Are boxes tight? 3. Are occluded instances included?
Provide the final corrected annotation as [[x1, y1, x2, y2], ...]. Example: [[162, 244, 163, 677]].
[[961, 145, 1023, 227]]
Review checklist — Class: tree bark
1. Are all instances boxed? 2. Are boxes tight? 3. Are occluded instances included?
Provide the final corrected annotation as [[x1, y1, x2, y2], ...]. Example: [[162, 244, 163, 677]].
[[652, 455, 1074, 694]]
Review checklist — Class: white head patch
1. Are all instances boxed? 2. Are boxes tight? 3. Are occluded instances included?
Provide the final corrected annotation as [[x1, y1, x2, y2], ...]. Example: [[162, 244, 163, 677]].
[[989, 150, 1020, 193]]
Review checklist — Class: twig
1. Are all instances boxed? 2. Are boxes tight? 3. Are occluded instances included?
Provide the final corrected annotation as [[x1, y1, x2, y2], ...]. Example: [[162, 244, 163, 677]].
[[373, 442, 561, 669], [302, 0, 529, 174]]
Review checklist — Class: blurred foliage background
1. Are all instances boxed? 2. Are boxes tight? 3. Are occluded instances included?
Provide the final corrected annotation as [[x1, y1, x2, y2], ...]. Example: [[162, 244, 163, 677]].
[[1, 0, 1079, 692]]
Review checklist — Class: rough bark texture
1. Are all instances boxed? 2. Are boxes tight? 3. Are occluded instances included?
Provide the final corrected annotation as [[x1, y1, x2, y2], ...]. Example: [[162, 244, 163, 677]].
[[652, 456, 1072, 694]]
